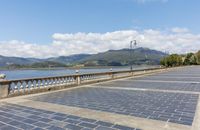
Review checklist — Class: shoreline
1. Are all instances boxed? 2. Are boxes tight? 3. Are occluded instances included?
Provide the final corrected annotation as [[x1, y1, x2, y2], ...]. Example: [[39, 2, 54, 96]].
[[0, 65, 157, 71]]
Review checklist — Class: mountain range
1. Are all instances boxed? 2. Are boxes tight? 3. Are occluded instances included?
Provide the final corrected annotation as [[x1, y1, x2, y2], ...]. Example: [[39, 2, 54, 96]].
[[0, 47, 167, 68]]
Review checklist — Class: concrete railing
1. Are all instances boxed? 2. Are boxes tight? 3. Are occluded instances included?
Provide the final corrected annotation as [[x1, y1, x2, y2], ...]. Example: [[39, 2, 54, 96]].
[[0, 67, 165, 98]]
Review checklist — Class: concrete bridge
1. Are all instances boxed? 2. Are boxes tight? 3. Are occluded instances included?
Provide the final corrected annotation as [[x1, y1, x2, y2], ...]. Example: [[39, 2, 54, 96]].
[[0, 66, 200, 130]]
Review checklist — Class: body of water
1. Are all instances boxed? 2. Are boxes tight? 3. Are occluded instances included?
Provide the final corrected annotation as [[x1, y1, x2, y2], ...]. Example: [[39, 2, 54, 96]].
[[0, 65, 158, 80]]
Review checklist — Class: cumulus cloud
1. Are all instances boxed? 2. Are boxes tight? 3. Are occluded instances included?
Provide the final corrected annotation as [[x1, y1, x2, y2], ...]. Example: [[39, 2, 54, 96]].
[[0, 40, 55, 58], [171, 27, 189, 33], [0, 28, 200, 58]]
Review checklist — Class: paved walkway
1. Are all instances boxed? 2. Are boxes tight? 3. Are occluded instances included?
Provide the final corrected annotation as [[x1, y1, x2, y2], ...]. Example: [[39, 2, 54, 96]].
[[1, 66, 200, 130]]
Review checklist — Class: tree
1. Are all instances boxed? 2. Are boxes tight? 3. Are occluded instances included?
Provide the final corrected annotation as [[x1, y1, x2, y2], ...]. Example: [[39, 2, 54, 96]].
[[160, 50, 200, 67], [160, 54, 183, 67], [196, 51, 200, 64], [160, 57, 168, 66], [183, 53, 197, 65]]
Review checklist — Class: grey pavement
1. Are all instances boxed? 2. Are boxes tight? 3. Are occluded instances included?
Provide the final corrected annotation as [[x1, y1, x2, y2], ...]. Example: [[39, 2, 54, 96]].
[[30, 87, 198, 126], [1, 66, 200, 130], [0, 103, 139, 130]]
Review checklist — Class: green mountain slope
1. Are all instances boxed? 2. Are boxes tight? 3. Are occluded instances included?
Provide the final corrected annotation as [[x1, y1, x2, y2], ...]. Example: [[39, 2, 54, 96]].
[[80, 47, 167, 66], [47, 54, 91, 64], [0, 55, 43, 66]]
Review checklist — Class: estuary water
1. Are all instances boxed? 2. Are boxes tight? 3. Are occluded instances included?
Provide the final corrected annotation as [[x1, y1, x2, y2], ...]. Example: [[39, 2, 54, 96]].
[[0, 65, 158, 80]]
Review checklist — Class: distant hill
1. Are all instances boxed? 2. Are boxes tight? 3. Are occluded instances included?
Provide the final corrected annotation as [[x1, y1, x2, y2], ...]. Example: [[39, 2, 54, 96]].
[[0, 55, 43, 66], [47, 54, 91, 64], [80, 47, 167, 66], [0, 48, 167, 68], [0, 54, 90, 67], [31, 61, 68, 68]]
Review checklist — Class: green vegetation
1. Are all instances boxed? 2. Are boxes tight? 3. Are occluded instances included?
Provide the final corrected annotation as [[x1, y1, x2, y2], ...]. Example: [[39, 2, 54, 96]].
[[160, 51, 200, 67], [81, 47, 166, 66], [197, 52, 200, 64], [4, 61, 68, 70], [30, 61, 68, 68]]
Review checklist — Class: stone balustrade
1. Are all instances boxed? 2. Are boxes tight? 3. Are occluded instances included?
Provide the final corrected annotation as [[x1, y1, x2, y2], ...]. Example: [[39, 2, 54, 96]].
[[0, 67, 164, 98]]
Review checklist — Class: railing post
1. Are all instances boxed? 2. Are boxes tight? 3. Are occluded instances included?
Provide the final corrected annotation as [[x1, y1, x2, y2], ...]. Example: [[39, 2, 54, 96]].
[[131, 71, 134, 76], [76, 75, 81, 85], [75, 70, 81, 85], [111, 72, 114, 79], [0, 74, 9, 98], [0, 82, 9, 98]]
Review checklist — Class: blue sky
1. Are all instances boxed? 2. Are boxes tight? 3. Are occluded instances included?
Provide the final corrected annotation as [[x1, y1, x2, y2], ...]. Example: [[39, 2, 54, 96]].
[[0, 0, 200, 58]]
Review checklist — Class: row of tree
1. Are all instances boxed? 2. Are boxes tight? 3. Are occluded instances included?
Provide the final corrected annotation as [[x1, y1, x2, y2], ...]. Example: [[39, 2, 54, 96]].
[[160, 51, 200, 67]]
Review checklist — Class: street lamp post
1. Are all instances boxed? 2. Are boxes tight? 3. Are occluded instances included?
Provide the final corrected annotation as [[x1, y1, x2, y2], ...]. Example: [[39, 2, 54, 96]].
[[130, 40, 137, 71]]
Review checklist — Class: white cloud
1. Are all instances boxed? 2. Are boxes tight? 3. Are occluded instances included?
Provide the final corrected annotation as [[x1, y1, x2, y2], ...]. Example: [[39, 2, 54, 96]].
[[0, 28, 200, 58], [0, 40, 56, 58], [171, 27, 189, 33]]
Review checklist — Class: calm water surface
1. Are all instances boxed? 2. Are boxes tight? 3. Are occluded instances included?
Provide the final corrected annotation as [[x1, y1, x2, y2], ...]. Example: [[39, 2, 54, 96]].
[[0, 65, 158, 80]]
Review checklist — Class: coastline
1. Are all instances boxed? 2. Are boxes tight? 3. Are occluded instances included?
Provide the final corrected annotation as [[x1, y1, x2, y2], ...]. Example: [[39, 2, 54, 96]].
[[0, 65, 157, 71]]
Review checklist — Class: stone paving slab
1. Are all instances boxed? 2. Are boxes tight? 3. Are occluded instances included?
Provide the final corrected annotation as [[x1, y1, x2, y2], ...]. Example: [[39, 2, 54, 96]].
[[97, 80, 200, 92], [155, 74, 200, 77], [12, 99, 193, 130], [132, 76, 200, 82], [96, 66, 200, 92], [0, 103, 140, 130], [156, 66, 200, 75], [30, 87, 199, 126], [133, 66, 200, 81]]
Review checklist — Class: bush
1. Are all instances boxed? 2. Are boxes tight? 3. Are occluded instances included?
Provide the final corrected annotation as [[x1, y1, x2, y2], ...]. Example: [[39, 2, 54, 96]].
[[160, 54, 183, 67], [183, 53, 198, 65], [160, 51, 200, 67]]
